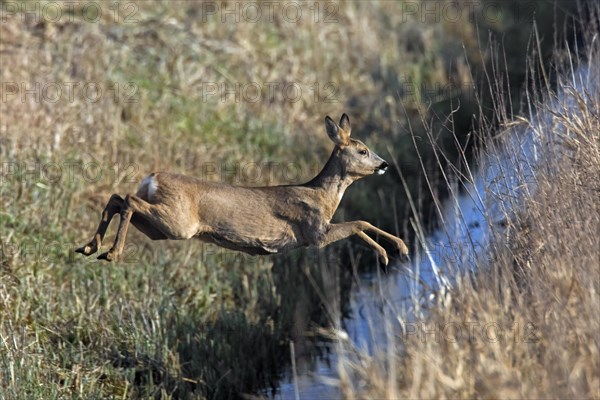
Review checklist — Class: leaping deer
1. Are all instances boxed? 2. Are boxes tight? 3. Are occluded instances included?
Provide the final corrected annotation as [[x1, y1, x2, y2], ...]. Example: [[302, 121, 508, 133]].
[[76, 114, 408, 265]]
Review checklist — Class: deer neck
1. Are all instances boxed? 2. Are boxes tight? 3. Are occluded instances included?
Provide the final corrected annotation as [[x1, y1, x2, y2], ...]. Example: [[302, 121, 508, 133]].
[[306, 149, 354, 204]]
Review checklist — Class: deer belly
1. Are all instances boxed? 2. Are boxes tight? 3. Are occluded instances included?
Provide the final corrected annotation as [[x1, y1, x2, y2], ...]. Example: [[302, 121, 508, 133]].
[[196, 218, 299, 255], [197, 230, 297, 255]]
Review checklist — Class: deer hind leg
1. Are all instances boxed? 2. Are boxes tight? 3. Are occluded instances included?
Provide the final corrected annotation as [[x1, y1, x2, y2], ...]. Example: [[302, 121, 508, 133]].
[[97, 194, 169, 262], [130, 213, 168, 241], [318, 221, 390, 265], [96, 194, 196, 262], [76, 194, 124, 256]]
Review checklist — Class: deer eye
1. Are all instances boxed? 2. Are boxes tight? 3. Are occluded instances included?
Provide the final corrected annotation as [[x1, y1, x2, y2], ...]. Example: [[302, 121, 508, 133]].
[[358, 149, 368, 156]]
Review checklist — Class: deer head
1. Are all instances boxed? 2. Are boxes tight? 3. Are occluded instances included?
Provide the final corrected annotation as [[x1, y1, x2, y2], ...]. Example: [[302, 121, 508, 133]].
[[324, 113, 389, 179]]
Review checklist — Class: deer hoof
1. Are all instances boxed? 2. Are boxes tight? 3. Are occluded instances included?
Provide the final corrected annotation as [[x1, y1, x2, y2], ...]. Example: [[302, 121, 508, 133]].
[[75, 243, 97, 256], [97, 251, 115, 262], [396, 239, 409, 255], [378, 251, 389, 266]]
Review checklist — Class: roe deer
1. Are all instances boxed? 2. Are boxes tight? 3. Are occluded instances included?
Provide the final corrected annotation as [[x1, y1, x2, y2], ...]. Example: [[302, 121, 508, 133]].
[[76, 114, 408, 265]]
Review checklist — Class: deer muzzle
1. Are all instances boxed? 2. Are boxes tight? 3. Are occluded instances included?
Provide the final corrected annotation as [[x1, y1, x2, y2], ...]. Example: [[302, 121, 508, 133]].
[[376, 161, 389, 175]]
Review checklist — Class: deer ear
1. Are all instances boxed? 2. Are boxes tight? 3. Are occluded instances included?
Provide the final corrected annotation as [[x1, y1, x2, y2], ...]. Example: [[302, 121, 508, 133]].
[[339, 113, 351, 133], [325, 115, 347, 146]]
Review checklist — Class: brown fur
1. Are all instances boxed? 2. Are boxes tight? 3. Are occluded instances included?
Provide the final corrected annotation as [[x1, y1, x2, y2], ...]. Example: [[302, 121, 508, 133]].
[[76, 114, 408, 264]]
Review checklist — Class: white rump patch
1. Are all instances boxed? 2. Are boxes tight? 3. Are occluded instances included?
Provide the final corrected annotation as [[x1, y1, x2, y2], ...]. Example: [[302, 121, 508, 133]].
[[139, 174, 158, 200]]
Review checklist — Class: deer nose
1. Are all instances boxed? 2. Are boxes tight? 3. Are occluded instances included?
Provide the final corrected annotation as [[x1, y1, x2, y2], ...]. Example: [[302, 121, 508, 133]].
[[379, 161, 389, 170]]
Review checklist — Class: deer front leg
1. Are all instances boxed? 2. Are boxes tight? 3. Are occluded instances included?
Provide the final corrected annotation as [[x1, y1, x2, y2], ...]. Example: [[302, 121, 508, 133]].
[[361, 221, 409, 255], [76, 194, 124, 256], [318, 221, 389, 265], [356, 231, 389, 266]]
